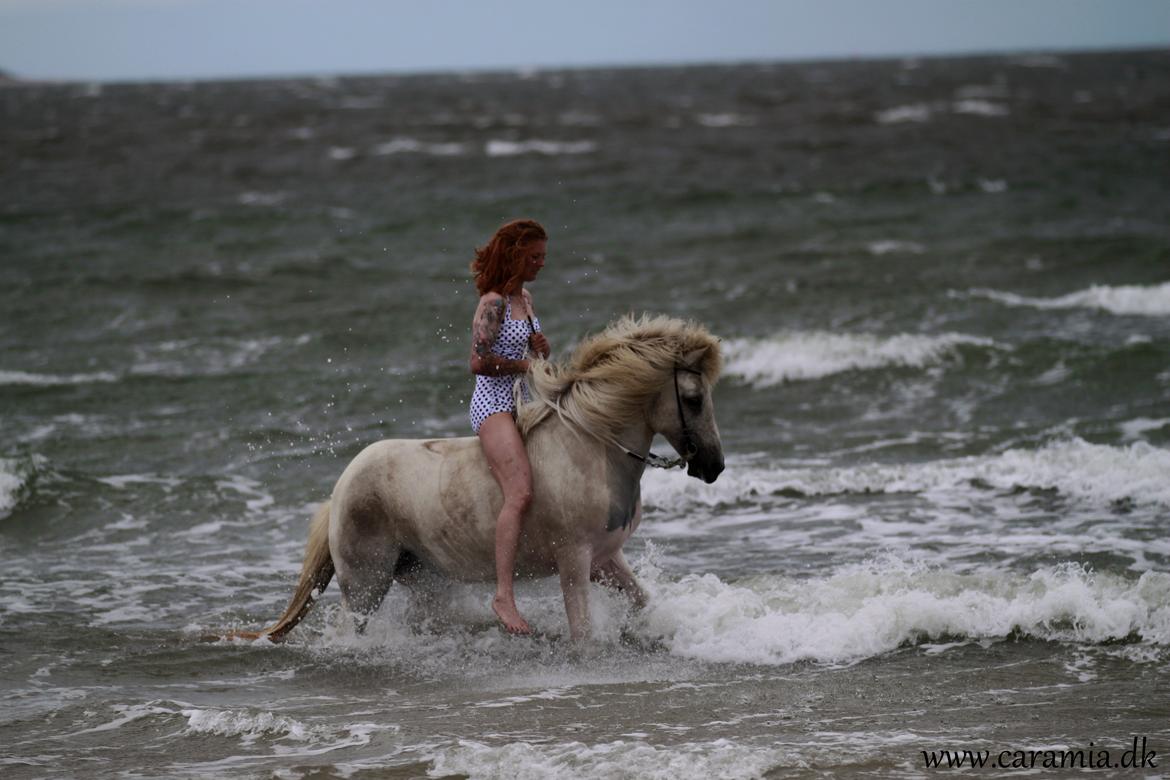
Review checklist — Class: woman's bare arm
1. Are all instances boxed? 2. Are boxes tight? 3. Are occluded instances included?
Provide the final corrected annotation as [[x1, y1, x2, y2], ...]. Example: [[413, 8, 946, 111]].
[[522, 289, 551, 358], [469, 294, 530, 376]]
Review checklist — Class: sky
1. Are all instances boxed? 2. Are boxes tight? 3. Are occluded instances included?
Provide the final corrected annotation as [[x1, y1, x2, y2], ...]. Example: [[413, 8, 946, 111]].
[[1, 0, 1168, 83]]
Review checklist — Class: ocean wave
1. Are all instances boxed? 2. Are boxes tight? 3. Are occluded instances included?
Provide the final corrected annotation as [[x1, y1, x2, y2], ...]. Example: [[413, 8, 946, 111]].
[[0, 370, 118, 386], [642, 438, 1170, 510], [236, 191, 287, 206], [640, 560, 1170, 666], [427, 738, 789, 780], [866, 240, 924, 255], [485, 139, 597, 157], [967, 282, 1170, 316], [695, 113, 755, 127], [182, 708, 326, 744], [874, 100, 1009, 124], [130, 334, 310, 377], [1, 336, 306, 388], [952, 99, 1010, 117], [0, 454, 47, 519], [875, 104, 932, 124], [78, 701, 387, 751], [372, 137, 467, 156], [722, 331, 995, 386]]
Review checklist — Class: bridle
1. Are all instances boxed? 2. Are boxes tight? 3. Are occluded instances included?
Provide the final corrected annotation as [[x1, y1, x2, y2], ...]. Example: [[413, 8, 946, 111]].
[[613, 365, 704, 470], [521, 343, 706, 470]]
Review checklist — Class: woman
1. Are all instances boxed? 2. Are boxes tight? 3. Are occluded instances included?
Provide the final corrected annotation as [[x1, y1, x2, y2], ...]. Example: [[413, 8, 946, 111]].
[[468, 218, 551, 635]]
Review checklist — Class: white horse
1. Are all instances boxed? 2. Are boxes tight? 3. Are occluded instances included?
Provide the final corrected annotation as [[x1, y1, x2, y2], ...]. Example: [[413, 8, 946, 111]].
[[225, 314, 724, 642]]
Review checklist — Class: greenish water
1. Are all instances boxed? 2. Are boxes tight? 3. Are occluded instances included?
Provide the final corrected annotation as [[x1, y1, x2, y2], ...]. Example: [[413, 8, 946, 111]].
[[2, 50, 1169, 778]]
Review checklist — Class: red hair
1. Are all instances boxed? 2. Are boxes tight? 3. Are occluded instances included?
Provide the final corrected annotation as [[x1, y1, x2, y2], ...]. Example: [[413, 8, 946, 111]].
[[470, 219, 548, 296]]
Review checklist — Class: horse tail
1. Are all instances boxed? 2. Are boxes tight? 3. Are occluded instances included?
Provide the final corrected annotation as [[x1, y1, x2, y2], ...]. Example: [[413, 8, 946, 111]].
[[211, 501, 335, 643]]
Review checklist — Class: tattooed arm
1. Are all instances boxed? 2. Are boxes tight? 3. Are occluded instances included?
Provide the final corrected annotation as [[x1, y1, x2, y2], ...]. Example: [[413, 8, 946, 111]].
[[469, 293, 531, 376]]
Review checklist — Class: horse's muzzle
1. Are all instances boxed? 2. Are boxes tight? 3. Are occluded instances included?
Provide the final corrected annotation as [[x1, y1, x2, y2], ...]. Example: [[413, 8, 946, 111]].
[[687, 451, 725, 483]]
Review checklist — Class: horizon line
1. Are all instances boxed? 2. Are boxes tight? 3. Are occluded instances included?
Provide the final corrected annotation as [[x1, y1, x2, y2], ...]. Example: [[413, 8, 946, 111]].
[[3, 41, 1167, 88]]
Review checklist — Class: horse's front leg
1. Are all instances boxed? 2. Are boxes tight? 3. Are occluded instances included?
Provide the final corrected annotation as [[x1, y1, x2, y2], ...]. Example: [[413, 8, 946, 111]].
[[557, 546, 594, 641], [590, 550, 647, 609]]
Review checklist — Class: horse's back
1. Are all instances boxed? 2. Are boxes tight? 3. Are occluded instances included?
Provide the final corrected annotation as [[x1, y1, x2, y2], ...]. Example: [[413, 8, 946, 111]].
[[331, 435, 503, 580]]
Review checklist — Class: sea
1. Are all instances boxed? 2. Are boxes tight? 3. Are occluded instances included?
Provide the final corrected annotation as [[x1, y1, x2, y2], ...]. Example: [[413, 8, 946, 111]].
[[2, 49, 1169, 779]]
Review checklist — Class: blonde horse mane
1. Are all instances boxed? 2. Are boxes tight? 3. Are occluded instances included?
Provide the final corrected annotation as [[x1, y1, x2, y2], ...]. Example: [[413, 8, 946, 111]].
[[516, 314, 722, 439]]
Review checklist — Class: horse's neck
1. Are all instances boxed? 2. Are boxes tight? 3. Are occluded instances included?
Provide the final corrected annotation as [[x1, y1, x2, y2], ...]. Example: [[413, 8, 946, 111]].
[[533, 413, 652, 485]]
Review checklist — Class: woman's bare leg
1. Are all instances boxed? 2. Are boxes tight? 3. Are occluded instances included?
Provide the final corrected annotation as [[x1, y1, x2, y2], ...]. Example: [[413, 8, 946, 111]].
[[478, 412, 533, 635]]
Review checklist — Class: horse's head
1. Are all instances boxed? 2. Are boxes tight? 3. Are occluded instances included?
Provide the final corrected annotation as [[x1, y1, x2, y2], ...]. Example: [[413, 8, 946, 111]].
[[648, 347, 725, 483], [519, 314, 726, 482]]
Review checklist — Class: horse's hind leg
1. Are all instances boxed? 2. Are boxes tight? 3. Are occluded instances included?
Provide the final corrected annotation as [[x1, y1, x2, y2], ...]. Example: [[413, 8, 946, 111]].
[[337, 556, 398, 634], [332, 486, 405, 632]]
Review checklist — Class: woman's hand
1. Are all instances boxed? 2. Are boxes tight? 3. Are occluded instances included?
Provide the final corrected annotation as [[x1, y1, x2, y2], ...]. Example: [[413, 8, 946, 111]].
[[529, 332, 551, 359]]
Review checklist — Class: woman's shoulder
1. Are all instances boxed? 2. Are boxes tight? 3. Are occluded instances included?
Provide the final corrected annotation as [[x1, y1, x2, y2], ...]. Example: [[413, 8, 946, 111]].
[[477, 291, 505, 306]]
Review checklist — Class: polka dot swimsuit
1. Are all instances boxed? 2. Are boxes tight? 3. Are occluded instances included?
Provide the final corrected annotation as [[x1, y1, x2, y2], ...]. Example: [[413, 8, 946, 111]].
[[469, 296, 542, 434]]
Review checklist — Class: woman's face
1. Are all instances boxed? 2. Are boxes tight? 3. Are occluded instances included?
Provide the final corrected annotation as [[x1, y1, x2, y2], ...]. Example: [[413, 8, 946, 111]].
[[522, 240, 547, 282]]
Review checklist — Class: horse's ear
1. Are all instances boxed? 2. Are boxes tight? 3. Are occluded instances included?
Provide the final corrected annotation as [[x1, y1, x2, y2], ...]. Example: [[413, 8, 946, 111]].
[[681, 347, 708, 372]]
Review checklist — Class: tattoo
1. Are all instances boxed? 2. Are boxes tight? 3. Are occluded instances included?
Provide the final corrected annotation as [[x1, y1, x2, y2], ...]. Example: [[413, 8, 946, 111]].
[[472, 297, 503, 358], [470, 296, 528, 376]]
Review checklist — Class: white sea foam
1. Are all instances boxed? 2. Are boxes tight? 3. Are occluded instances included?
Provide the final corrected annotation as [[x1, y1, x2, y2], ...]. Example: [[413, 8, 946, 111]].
[[639, 560, 1170, 666], [215, 474, 275, 512], [968, 281, 1170, 316], [327, 146, 356, 161], [866, 239, 924, 255], [977, 178, 1008, 193], [0, 455, 45, 519], [874, 104, 932, 124], [876, 99, 1009, 124], [952, 99, 1010, 117], [642, 438, 1170, 510], [69, 702, 176, 736], [96, 473, 184, 490], [485, 139, 597, 157], [372, 137, 467, 156], [722, 331, 995, 386], [695, 113, 755, 127], [0, 463, 26, 519], [182, 708, 323, 744], [0, 370, 118, 386], [1119, 417, 1170, 441], [237, 191, 286, 206], [72, 701, 385, 752], [129, 335, 299, 377], [427, 737, 791, 780]]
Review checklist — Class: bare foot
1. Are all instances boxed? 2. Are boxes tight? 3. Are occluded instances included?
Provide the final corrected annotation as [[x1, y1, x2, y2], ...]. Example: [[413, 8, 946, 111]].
[[492, 595, 532, 635]]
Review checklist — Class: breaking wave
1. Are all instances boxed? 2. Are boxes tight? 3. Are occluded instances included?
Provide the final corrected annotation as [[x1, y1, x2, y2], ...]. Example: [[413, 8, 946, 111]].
[[722, 331, 996, 386], [0, 454, 47, 519], [0, 370, 118, 386], [639, 560, 1170, 666], [968, 282, 1170, 317], [485, 139, 597, 156], [642, 438, 1170, 510]]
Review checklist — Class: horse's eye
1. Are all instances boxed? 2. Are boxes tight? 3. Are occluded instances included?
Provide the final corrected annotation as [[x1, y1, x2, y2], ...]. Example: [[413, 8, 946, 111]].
[[684, 395, 703, 411]]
